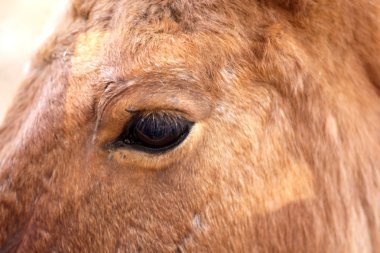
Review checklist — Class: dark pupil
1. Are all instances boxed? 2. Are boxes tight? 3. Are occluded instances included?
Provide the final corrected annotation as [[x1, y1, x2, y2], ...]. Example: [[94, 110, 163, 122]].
[[124, 113, 192, 151]]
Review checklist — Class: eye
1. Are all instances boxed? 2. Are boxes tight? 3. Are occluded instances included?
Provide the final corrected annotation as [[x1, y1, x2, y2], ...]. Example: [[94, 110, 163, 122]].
[[113, 112, 194, 153]]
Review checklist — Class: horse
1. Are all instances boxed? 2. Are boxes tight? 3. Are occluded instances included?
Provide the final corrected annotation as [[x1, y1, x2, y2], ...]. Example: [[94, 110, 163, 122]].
[[0, 0, 379, 252]]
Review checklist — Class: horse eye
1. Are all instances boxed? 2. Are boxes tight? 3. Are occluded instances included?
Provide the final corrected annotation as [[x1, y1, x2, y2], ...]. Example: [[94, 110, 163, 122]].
[[116, 112, 194, 153]]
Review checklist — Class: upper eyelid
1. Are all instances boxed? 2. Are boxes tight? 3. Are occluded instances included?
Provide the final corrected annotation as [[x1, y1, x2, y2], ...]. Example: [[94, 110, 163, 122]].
[[96, 69, 200, 117], [95, 78, 210, 127]]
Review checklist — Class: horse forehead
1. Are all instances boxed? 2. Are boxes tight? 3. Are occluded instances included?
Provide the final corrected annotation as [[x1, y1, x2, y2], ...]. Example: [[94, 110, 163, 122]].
[[71, 30, 192, 77], [68, 2, 243, 76]]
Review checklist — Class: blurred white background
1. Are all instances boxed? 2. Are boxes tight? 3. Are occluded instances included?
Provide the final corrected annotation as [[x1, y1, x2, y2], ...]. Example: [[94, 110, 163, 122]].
[[0, 0, 61, 123]]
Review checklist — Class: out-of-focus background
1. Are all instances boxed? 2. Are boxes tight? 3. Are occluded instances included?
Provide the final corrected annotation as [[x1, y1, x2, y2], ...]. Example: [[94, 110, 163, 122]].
[[0, 0, 61, 123]]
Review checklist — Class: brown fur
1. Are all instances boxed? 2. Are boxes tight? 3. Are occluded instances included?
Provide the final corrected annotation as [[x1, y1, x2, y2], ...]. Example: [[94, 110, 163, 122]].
[[0, 0, 380, 252]]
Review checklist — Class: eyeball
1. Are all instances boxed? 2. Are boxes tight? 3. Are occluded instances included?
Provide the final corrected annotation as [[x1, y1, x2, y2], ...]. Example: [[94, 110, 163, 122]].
[[114, 112, 194, 153]]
